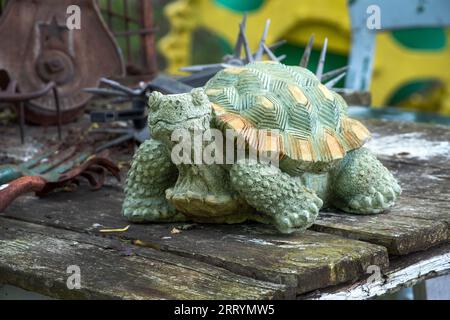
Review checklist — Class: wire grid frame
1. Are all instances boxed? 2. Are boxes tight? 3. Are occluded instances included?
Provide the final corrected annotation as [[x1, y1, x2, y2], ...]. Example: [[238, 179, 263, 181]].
[[97, 0, 158, 78], [0, 0, 8, 14]]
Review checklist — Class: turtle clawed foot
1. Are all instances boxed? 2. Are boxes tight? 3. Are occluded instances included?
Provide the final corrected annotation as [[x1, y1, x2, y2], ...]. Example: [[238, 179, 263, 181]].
[[343, 181, 401, 214], [123, 197, 186, 222], [274, 196, 322, 234]]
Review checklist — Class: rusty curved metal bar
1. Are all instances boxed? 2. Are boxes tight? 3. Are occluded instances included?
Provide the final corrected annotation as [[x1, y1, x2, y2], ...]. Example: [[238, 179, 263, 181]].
[[0, 81, 62, 142], [0, 154, 121, 213], [0, 81, 55, 101]]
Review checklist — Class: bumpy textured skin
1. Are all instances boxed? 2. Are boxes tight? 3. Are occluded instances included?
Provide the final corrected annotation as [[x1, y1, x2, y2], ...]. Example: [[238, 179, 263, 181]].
[[123, 62, 401, 233], [230, 161, 323, 233], [123, 139, 185, 222], [329, 147, 402, 214]]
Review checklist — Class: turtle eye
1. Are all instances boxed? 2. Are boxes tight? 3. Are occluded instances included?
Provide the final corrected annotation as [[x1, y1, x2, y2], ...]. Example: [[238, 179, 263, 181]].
[[191, 88, 208, 106], [148, 91, 163, 111]]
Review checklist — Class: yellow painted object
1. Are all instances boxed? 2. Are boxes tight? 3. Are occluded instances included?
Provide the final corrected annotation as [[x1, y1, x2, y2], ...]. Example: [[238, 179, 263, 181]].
[[159, 0, 450, 114]]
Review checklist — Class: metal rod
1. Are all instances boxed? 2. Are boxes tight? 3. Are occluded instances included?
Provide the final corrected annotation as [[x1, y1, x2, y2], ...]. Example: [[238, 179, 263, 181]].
[[316, 37, 328, 81], [100, 7, 140, 24], [262, 43, 278, 61], [300, 34, 315, 68], [113, 27, 156, 37], [17, 102, 25, 144], [321, 66, 348, 83], [254, 19, 271, 61], [52, 87, 62, 141], [233, 15, 247, 59], [240, 14, 253, 63], [268, 39, 287, 51], [325, 72, 346, 89], [124, 0, 131, 64], [140, 0, 158, 76], [100, 78, 139, 96], [106, 0, 113, 30]]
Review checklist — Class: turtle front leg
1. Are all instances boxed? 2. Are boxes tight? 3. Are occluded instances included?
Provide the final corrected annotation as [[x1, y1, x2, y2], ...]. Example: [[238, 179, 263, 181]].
[[123, 139, 185, 222], [230, 161, 323, 234], [329, 147, 401, 214]]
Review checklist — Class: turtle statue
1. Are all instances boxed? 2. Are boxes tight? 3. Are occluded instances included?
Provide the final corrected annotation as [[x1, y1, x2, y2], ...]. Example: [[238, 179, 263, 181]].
[[122, 61, 401, 233]]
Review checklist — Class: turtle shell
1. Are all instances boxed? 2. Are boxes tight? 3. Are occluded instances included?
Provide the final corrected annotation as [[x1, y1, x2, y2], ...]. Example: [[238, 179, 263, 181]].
[[204, 61, 370, 170]]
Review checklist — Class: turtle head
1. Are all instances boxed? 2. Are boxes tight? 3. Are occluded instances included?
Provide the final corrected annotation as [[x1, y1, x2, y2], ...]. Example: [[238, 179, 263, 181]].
[[148, 88, 212, 141]]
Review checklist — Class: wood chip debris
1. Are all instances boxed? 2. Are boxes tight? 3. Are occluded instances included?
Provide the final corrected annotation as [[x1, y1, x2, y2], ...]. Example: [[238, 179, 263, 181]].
[[99, 225, 130, 233]]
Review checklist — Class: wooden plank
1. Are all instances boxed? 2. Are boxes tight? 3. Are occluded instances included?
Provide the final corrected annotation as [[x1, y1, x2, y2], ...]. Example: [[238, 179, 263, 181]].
[[312, 211, 447, 255], [0, 217, 287, 299], [310, 158, 449, 255], [303, 243, 450, 300], [308, 120, 450, 254], [2, 188, 389, 296], [383, 159, 450, 203], [364, 119, 450, 168], [390, 196, 450, 228]]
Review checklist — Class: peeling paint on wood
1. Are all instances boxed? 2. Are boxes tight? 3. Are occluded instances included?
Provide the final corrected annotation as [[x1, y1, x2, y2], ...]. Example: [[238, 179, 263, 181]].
[[0, 218, 286, 299], [305, 243, 450, 300], [1, 119, 449, 299]]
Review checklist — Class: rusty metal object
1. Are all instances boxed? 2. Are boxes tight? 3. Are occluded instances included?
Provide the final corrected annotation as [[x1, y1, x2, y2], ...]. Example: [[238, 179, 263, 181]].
[[0, 71, 62, 143], [99, 0, 158, 79], [0, 152, 121, 213], [0, 0, 124, 125], [85, 75, 193, 149]]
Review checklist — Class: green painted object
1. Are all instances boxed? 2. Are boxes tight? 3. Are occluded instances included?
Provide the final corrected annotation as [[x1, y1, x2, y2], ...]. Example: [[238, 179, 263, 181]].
[[123, 61, 401, 233]]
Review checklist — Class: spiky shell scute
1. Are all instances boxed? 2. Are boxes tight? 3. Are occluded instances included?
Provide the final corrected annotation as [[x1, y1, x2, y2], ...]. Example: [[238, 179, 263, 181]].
[[204, 61, 370, 164]]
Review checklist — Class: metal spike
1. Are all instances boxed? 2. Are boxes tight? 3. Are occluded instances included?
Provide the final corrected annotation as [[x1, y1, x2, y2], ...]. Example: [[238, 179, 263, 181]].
[[179, 63, 225, 73], [321, 66, 348, 82], [254, 19, 271, 61], [240, 15, 253, 63], [325, 72, 346, 89], [315, 37, 328, 81], [233, 15, 247, 59], [268, 39, 287, 51], [262, 43, 278, 61], [300, 34, 315, 67], [277, 54, 287, 62]]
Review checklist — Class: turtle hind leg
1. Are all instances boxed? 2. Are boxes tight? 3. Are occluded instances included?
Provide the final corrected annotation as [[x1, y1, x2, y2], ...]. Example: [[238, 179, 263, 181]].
[[329, 147, 401, 214], [230, 161, 323, 234], [123, 139, 185, 222]]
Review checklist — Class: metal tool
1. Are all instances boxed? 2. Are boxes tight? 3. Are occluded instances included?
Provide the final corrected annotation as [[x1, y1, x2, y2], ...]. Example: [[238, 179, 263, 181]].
[[0, 70, 62, 143], [85, 75, 193, 150], [178, 15, 347, 89], [0, 0, 124, 124], [0, 149, 120, 212]]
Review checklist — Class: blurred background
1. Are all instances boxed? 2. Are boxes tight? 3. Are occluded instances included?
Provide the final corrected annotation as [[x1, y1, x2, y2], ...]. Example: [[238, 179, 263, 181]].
[[93, 0, 450, 115], [1, 0, 449, 118]]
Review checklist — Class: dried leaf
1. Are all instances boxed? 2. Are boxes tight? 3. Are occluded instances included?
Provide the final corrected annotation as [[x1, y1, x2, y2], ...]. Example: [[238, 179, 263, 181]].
[[99, 225, 130, 233]]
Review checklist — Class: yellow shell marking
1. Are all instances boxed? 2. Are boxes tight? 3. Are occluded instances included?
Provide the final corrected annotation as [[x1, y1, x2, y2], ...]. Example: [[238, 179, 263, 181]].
[[260, 96, 274, 109], [318, 84, 335, 101], [287, 84, 308, 105], [350, 119, 371, 142], [325, 132, 345, 159], [211, 103, 226, 115], [206, 89, 222, 96], [224, 67, 245, 74]]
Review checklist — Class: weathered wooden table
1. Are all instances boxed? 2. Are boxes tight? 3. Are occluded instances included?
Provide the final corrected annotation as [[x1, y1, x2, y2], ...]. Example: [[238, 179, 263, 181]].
[[0, 118, 449, 299]]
